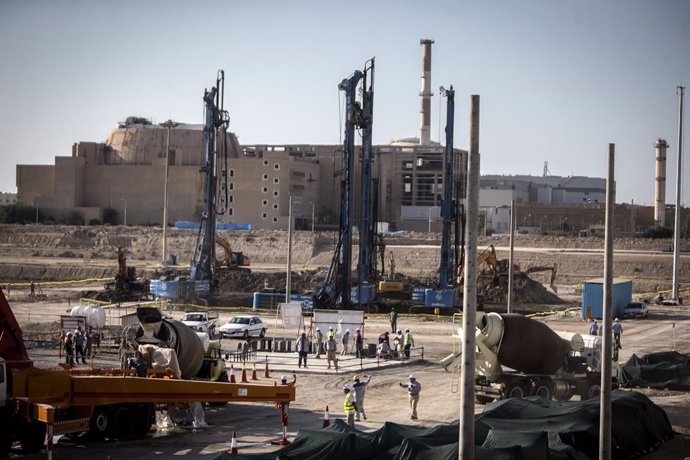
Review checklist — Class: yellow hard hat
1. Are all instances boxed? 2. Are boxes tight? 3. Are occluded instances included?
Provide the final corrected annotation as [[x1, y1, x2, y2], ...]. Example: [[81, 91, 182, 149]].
[[353, 374, 361, 381]]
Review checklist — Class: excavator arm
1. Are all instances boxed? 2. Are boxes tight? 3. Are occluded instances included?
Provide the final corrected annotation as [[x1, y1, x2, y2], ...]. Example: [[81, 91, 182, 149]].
[[524, 263, 558, 293]]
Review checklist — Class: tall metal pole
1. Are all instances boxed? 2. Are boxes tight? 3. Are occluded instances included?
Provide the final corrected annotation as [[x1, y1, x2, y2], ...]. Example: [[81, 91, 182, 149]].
[[672, 86, 685, 300], [459, 95, 480, 459], [311, 202, 315, 233], [286, 196, 293, 304], [507, 200, 515, 313], [161, 120, 177, 265], [599, 144, 615, 460], [34, 197, 39, 224], [122, 199, 127, 226]]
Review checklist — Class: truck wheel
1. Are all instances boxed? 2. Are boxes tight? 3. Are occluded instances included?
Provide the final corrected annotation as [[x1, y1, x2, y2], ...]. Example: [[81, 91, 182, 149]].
[[531, 379, 554, 400], [585, 383, 601, 400], [89, 408, 110, 440], [112, 406, 133, 441], [18, 419, 45, 454], [504, 380, 528, 399], [132, 404, 154, 438], [474, 395, 494, 405], [0, 409, 14, 457]]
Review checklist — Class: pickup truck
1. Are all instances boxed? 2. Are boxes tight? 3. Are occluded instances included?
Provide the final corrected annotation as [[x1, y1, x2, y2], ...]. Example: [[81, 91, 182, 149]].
[[181, 311, 219, 335]]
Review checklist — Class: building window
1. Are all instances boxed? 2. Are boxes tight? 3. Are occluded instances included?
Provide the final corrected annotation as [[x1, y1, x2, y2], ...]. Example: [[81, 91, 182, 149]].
[[262, 200, 268, 206], [263, 160, 269, 166], [229, 183, 234, 190], [273, 191, 279, 197], [274, 163, 280, 170], [230, 169, 235, 177], [273, 217, 278, 223], [263, 174, 268, 180], [229, 208, 233, 216], [273, 204, 278, 210], [229, 195, 234, 203], [262, 213, 267, 219], [262, 187, 268, 193], [273, 177, 279, 184]]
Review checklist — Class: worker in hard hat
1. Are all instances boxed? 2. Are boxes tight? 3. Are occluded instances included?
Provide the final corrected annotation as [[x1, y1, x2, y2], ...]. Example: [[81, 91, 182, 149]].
[[588, 319, 599, 336], [340, 329, 351, 356], [352, 374, 371, 421], [280, 374, 296, 386], [403, 328, 414, 359], [612, 318, 623, 349], [354, 328, 363, 358], [399, 373, 421, 420], [342, 385, 358, 427], [314, 327, 323, 359], [327, 326, 335, 340]]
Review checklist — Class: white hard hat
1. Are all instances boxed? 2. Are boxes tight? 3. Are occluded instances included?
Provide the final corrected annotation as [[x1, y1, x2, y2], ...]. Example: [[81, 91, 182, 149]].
[[405, 328, 409, 332], [409, 373, 416, 380], [615, 318, 619, 322], [316, 327, 320, 331], [343, 385, 350, 391], [346, 329, 350, 333], [281, 374, 287, 381]]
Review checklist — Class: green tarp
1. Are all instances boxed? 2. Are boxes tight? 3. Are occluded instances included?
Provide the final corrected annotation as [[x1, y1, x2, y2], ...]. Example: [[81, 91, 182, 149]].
[[213, 390, 672, 460]]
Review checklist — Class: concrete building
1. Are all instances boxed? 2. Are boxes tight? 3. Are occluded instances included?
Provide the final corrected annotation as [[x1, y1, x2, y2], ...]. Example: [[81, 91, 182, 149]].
[[0, 192, 17, 206]]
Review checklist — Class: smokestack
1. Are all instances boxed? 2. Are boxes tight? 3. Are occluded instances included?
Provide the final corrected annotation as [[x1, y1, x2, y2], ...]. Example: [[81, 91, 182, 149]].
[[655, 138, 668, 227], [419, 39, 434, 145]]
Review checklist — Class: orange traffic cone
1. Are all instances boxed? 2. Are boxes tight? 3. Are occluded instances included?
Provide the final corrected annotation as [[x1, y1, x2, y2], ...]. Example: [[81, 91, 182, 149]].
[[251, 363, 258, 380], [241, 364, 248, 383], [264, 355, 270, 378], [228, 365, 236, 383], [323, 405, 330, 428], [229, 430, 238, 454]]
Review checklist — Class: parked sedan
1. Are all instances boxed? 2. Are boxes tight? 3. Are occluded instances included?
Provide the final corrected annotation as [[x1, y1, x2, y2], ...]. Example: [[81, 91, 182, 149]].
[[219, 315, 267, 338]]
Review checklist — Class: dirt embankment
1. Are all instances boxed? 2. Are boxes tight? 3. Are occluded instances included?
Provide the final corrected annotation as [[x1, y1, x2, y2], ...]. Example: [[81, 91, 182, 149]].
[[1, 224, 688, 297]]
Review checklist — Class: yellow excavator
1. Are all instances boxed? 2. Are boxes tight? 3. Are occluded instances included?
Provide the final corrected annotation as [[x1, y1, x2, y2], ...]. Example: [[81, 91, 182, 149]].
[[216, 236, 251, 272]]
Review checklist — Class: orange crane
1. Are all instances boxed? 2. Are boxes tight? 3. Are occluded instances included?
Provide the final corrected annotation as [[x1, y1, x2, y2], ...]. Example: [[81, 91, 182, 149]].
[[0, 287, 293, 455]]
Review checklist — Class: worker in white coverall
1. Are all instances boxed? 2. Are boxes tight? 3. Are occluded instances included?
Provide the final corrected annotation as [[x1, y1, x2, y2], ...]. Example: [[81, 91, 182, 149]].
[[399, 373, 421, 420], [352, 374, 371, 421]]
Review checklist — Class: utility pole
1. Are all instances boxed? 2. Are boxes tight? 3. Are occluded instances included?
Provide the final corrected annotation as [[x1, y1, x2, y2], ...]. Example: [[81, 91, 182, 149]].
[[672, 86, 685, 300], [507, 200, 515, 313], [161, 119, 178, 265], [459, 95, 480, 459], [599, 144, 615, 459], [286, 196, 293, 304]]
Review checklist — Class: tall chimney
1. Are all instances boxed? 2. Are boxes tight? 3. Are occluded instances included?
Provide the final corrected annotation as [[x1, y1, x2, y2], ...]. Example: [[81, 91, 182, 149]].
[[655, 138, 668, 227], [419, 39, 434, 145]]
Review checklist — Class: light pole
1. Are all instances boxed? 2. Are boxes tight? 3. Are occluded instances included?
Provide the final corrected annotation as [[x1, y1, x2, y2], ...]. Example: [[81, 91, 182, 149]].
[[309, 201, 315, 233], [121, 198, 127, 226], [34, 197, 39, 224], [160, 119, 178, 265]]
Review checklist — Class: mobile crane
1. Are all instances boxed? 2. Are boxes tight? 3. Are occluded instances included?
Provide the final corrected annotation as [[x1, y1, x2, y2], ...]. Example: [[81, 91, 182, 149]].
[[313, 59, 374, 310], [0, 287, 294, 456]]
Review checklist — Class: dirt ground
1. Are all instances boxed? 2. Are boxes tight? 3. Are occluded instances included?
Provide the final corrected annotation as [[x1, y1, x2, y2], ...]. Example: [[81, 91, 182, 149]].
[[5, 286, 690, 459], [2, 224, 690, 458]]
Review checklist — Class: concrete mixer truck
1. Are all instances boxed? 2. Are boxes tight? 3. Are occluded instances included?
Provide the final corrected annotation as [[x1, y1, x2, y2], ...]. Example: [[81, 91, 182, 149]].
[[441, 312, 617, 403]]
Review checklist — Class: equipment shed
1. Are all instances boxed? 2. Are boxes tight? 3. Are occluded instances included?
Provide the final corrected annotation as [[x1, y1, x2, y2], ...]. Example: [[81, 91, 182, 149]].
[[581, 278, 632, 319]]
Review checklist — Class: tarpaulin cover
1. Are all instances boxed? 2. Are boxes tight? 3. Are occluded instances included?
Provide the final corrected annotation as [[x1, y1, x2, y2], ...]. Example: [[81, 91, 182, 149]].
[[619, 351, 690, 390], [213, 391, 672, 460]]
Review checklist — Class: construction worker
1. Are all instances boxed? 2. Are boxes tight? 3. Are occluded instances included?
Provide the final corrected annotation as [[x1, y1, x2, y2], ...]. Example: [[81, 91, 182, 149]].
[[352, 374, 371, 421], [354, 328, 363, 358], [390, 307, 398, 333], [314, 327, 323, 358], [394, 329, 404, 359], [399, 373, 421, 419], [403, 328, 414, 359], [588, 319, 599, 336], [325, 334, 338, 369], [297, 332, 310, 368], [343, 385, 357, 427], [64, 332, 75, 366], [327, 326, 335, 340], [340, 329, 350, 356], [74, 325, 87, 364], [612, 318, 623, 349]]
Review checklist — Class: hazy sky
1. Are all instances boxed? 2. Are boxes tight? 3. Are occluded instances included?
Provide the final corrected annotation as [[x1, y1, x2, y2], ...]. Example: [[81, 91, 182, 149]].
[[1, 0, 688, 205]]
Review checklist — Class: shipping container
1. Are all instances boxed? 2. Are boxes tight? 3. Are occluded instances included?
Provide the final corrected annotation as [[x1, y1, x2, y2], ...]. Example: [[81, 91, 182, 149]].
[[581, 278, 632, 319]]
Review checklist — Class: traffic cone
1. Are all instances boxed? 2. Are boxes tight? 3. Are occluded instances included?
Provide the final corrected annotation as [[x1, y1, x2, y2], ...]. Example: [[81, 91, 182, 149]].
[[322, 405, 330, 428], [264, 355, 270, 378], [251, 363, 258, 380], [241, 364, 248, 383], [228, 365, 236, 383], [228, 430, 238, 454]]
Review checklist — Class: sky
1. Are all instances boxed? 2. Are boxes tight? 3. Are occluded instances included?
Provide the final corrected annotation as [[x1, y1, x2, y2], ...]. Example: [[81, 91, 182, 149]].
[[0, 0, 688, 206]]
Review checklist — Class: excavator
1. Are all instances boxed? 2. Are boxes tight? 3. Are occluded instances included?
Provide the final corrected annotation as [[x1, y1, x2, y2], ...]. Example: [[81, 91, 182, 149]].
[[216, 236, 251, 272]]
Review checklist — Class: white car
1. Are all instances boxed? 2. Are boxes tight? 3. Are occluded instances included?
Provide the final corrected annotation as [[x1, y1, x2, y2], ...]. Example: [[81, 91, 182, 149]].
[[219, 315, 267, 339], [624, 301, 649, 319]]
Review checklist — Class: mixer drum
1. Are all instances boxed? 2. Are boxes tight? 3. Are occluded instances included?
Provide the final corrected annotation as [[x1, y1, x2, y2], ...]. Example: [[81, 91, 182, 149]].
[[497, 314, 570, 374]]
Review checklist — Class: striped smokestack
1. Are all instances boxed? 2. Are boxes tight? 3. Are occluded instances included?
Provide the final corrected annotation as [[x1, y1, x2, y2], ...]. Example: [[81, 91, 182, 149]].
[[655, 138, 668, 227], [419, 39, 434, 145]]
